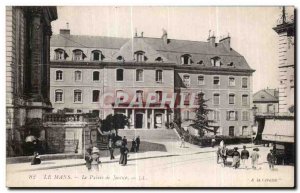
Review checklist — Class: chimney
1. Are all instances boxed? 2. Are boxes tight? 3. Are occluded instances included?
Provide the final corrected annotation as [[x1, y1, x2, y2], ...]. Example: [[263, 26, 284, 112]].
[[219, 34, 231, 50], [162, 29, 169, 44], [59, 22, 70, 35], [207, 31, 216, 47]]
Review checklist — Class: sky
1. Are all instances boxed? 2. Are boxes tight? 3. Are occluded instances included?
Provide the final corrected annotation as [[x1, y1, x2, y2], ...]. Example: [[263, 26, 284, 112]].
[[51, 6, 294, 93]]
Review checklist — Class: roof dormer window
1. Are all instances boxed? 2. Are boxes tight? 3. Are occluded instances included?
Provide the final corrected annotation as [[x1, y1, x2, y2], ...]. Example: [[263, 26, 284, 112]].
[[73, 49, 86, 61], [134, 51, 146, 62], [54, 48, 67, 60], [92, 50, 103, 61], [197, 60, 203, 65], [117, 55, 124, 62], [155, 57, 163, 62], [228, 62, 234, 67], [211, 56, 221, 67], [181, 54, 191, 65]]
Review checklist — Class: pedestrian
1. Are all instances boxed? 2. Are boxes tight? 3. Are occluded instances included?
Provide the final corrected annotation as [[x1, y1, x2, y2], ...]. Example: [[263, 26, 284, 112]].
[[241, 145, 250, 169], [91, 147, 101, 171], [130, 138, 137, 152], [180, 136, 185, 148], [220, 140, 224, 148], [211, 137, 216, 148], [231, 147, 240, 169], [31, 151, 41, 165], [122, 136, 127, 146], [250, 148, 260, 169], [108, 138, 115, 160], [136, 136, 140, 152], [267, 149, 276, 170], [119, 142, 129, 166], [85, 148, 92, 170]]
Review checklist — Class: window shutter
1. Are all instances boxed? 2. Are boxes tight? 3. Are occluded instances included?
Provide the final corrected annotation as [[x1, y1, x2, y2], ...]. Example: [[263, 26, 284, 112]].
[[226, 111, 229, 120], [235, 111, 238, 121]]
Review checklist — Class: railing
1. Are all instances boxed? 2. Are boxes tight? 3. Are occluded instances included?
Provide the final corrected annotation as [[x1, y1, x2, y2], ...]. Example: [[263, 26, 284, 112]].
[[43, 113, 101, 123]]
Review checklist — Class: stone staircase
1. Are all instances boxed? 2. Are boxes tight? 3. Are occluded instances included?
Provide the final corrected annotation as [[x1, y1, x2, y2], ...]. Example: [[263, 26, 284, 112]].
[[118, 129, 180, 142]]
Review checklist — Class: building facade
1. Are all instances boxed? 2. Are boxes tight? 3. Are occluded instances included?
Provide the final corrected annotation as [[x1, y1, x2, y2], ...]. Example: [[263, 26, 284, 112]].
[[253, 88, 279, 114], [50, 29, 254, 138], [273, 7, 295, 113], [6, 6, 57, 156]]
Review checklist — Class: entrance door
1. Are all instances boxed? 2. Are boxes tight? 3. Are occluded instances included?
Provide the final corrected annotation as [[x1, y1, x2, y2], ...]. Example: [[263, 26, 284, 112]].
[[135, 114, 143, 129], [155, 114, 162, 128]]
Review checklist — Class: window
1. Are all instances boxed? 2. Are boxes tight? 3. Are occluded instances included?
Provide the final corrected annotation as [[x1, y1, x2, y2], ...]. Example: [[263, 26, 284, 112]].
[[156, 70, 163, 83], [213, 110, 220, 121], [229, 94, 235, 104], [92, 110, 100, 117], [267, 104, 274, 113], [211, 57, 221, 67], [197, 92, 205, 102], [55, 90, 63, 102], [92, 90, 100, 102], [134, 51, 145, 62], [228, 62, 234, 67], [136, 90, 143, 102], [73, 49, 85, 61], [197, 60, 203, 65], [183, 110, 190, 120], [229, 126, 234, 137], [227, 111, 238, 121], [116, 69, 124, 81], [183, 75, 190, 87], [229, 77, 235, 86], [136, 69, 143, 81], [242, 126, 249, 136], [56, 70, 63, 81], [93, 71, 100, 81], [242, 111, 249, 121], [75, 71, 81, 81], [54, 49, 67, 60], [213, 76, 220, 85], [116, 90, 125, 100], [181, 54, 191, 65], [117, 55, 124, 61], [198, 75, 204, 85], [213, 93, 220, 105], [155, 57, 163, 62], [242, 94, 249, 106], [242, 77, 248, 88], [155, 91, 162, 102], [74, 90, 82, 103], [92, 50, 102, 61]]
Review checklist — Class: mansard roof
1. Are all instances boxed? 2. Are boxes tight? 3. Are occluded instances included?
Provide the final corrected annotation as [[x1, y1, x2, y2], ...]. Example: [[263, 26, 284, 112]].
[[51, 34, 254, 72]]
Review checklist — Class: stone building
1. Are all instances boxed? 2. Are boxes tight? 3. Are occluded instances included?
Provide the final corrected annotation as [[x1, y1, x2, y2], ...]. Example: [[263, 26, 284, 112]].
[[50, 28, 255, 138], [253, 88, 279, 114], [6, 6, 57, 156], [273, 7, 295, 114]]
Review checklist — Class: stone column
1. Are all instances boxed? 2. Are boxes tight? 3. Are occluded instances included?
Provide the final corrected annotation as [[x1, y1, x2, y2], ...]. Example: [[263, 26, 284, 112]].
[[145, 109, 148, 129], [28, 7, 43, 101], [164, 109, 168, 129], [43, 24, 52, 101], [132, 109, 135, 129], [151, 109, 155, 129], [125, 109, 129, 129]]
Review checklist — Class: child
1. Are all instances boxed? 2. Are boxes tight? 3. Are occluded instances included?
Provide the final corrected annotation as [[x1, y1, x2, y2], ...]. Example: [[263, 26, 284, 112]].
[[267, 149, 276, 170], [250, 148, 260, 169]]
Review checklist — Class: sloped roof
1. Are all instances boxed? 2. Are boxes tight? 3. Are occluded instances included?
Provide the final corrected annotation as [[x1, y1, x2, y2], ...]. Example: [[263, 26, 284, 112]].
[[51, 34, 253, 71], [51, 34, 129, 49], [253, 89, 279, 103]]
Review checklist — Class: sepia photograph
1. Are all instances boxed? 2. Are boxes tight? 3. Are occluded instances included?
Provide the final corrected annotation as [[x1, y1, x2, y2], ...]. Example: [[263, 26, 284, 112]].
[[5, 5, 295, 188]]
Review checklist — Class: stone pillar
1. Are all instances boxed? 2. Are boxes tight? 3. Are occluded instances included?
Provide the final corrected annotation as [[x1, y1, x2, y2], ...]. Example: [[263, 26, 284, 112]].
[[145, 109, 148, 129], [132, 109, 135, 129], [125, 109, 129, 129], [28, 7, 43, 101], [164, 109, 168, 129], [151, 109, 155, 129], [42, 24, 52, 100]]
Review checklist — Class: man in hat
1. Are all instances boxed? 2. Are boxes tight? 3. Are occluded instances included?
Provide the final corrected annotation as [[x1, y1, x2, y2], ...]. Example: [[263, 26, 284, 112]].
[[108, 138, 115, 160], [122, 136, 127, 146], [267, 149, 276, 170], [241, 145, 250, 169], [231, 147, 240, 169], [250, 148, 260, 169], [85, 148, 92, 170], [136, 136, 141, 152]]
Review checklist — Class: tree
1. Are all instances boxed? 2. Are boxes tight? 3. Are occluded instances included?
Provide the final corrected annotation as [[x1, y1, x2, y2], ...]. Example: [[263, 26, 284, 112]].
[[100, 114, 129, 135], [190, 93, 215, 137]]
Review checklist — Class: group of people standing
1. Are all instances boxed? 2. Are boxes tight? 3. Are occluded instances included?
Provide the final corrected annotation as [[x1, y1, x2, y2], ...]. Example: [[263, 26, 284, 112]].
[[85, 135, 141, 171]]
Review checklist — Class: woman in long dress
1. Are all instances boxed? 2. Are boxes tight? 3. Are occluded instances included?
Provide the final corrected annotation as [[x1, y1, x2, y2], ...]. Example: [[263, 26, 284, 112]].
[[119, 143, 129, 166]]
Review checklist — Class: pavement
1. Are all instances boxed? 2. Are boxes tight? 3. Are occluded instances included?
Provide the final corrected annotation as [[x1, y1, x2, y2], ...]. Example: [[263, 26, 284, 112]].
[[7, 141, 260, 173]]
